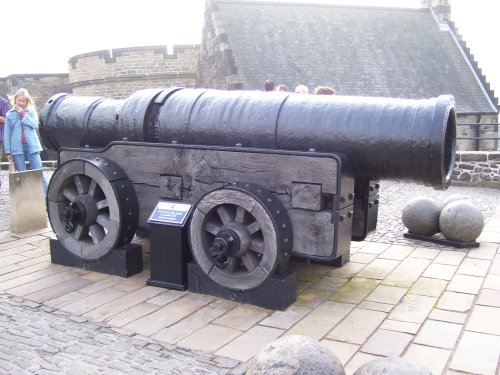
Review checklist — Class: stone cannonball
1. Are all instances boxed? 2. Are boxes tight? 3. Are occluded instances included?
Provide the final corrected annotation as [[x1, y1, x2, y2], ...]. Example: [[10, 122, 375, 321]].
[[440, 200, 484, 242], [353, 357, 432, 375], [401, 197, 441, 236], [439, 194, 469, 211], [246, 335, 345, 375]]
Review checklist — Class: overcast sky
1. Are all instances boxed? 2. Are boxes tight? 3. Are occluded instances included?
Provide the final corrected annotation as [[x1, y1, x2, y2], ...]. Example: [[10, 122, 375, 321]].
[[2, 0, 498, 95]]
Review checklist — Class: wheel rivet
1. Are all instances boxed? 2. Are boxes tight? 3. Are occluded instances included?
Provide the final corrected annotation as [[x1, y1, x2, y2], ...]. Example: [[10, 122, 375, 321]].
[[284, 238, 289, 243]]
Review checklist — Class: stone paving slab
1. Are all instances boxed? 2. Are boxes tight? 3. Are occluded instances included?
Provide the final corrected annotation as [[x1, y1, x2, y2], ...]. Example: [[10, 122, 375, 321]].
[[1, 172, 500, 374]]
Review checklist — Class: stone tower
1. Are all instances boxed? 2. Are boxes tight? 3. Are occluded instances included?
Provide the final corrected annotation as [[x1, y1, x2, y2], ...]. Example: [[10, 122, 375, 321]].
[[421, 0, 451, 22]]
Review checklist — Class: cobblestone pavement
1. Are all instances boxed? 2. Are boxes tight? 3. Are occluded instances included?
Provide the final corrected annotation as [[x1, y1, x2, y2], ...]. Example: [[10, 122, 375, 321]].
[[0, 293, 241, 375], [367, 179, 500, 246], [1, 168, 500, 374]]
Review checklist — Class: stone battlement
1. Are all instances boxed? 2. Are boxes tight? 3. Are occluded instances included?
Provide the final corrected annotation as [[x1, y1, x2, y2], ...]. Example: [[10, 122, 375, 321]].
[[68, 45, 201, 99]]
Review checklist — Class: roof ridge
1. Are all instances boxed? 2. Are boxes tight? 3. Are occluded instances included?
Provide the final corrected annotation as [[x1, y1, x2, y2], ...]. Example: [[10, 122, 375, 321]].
[[210, 0, 425, 12], [448, 21, 499, 110]]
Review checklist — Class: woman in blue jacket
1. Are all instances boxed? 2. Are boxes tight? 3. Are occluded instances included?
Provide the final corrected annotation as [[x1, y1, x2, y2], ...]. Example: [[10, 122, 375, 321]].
[[4, 88, 48, 194]]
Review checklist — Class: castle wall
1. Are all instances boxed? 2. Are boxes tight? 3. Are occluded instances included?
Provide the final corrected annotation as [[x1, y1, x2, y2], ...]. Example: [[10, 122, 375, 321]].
[[197, 2, 243, 90], [0, 74, 70, 114], [69, 45, 200, 99]]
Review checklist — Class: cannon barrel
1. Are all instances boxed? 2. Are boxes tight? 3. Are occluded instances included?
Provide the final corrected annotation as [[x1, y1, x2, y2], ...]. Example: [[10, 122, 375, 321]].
[[40, 87, 456, 189]]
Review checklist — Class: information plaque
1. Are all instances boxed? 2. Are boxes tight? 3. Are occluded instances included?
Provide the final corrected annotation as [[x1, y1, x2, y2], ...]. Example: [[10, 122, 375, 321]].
[[148, 201, 193, 226]]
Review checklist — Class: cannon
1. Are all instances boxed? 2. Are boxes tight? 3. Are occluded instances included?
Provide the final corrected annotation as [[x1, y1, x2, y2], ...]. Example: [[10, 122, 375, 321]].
[[40, 87, 456, 293]]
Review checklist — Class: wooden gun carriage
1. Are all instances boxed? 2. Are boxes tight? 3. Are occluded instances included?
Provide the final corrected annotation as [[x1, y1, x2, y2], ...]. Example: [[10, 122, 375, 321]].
[[40, 87, 456, 294]]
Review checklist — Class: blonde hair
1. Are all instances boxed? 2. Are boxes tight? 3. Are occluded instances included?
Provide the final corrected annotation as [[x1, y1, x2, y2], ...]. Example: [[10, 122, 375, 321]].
[[294, 85, 309, 94], [314, 86, 336, 95], [10, 88, 36, 108]]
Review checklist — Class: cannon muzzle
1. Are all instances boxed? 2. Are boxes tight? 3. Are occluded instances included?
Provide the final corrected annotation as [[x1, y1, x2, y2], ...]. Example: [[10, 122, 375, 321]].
[[40, 88, 456, 189]]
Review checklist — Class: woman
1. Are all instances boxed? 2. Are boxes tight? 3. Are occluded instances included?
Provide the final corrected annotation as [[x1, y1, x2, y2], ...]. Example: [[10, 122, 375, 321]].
[[4, 88, 48, 194]]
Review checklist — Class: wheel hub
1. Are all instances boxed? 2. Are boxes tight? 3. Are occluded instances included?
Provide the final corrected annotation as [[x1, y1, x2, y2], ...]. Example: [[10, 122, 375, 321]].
[[63, 201, 86, 233], [210, 229, 241, 258], [63, 194, 100, 233]]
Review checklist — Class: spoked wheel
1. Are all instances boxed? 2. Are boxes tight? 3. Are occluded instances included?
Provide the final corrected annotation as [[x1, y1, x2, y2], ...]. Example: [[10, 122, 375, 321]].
[[47, 157, 138, 260], [189, 183, 292, 291]]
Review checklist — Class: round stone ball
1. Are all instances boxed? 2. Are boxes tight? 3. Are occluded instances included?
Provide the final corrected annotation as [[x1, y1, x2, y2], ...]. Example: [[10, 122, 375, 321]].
[[353, 357, 432, 375], [440, 200, 484, 242], [439, 194, 469, 211], [246, 335, 345, 375], [401, 196, 441, 236]]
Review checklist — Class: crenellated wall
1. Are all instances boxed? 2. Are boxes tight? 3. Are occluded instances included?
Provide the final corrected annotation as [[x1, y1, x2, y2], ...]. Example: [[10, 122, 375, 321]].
[[68, 45, 201, 99]]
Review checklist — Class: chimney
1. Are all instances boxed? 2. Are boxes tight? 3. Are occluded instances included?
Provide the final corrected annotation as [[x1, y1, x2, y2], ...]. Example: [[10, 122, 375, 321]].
[[421, 0, 451, 23]]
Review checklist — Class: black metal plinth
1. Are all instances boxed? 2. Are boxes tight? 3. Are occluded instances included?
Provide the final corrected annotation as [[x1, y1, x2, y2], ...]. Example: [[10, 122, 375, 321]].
[[146, 222, 192, 291], [187, 262, 297, 310], [50, 238, 143, 277], [403, 231, 480, 248]]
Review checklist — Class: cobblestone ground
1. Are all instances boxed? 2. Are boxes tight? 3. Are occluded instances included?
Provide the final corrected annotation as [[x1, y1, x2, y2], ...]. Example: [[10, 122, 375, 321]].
[[0, 293, 242, 375], [367, 179, 500, 248]]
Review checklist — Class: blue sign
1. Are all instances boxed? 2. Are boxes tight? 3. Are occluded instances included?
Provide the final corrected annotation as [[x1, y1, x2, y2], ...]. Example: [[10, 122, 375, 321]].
[[148, 201, 193, 226]]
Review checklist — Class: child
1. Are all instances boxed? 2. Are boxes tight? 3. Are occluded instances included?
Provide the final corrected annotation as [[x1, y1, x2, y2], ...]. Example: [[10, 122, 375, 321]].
[[4, 88, 48, 194]]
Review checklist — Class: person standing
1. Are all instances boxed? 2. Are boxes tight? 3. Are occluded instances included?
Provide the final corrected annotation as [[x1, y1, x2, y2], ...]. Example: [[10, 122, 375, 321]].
[[294, 85, 309, 94], [4, 88, 48, 194], [0, 95, 10, 188], [264, 80, 276, 92], [314, 86, 336, 95]]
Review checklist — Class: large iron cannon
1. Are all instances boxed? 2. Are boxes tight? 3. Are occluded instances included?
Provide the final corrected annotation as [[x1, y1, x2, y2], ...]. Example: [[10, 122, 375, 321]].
[[40, 88, 456, 291]]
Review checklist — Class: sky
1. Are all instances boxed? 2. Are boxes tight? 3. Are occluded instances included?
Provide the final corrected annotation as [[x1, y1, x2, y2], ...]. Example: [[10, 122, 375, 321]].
[[2, 0, 499, 95]]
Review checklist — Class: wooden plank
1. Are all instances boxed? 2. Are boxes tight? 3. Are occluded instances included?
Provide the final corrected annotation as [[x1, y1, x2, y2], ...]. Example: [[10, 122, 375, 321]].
[[61, 145, 339, 196], [60, 145, 349, 259], [291, 182, 324, 211], [288, 209, 335, 258]]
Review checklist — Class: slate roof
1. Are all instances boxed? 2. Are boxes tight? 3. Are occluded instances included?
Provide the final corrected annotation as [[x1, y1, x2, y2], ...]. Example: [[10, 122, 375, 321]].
[[207, 0, 498, 114]]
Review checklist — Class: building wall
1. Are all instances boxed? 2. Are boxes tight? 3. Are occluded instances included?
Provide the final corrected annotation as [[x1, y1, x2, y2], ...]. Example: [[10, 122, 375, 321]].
[[457, 114, 499, 152], [0, 74, 70, 114], [69, 45, 200, 99], [197, 1, 242, 90], [453, 151, 500, 188]]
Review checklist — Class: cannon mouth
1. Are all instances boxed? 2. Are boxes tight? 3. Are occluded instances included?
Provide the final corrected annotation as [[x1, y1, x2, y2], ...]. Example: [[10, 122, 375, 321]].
[[442, 107, 457, 188], [424, 95, 457, 190]]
